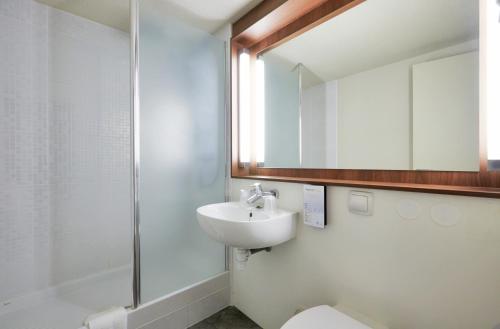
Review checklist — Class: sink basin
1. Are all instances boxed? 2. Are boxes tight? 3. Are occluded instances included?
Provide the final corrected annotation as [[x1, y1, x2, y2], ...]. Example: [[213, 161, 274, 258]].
[[197, 202, 298, 249]]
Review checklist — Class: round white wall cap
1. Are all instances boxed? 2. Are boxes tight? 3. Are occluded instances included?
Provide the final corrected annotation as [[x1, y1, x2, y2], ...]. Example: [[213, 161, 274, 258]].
[[431, 204, 461, 227], [396, 199, 421, 220]]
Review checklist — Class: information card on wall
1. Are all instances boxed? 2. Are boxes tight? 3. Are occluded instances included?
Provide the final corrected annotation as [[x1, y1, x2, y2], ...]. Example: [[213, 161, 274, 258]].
[[303, 185, 327, 228]]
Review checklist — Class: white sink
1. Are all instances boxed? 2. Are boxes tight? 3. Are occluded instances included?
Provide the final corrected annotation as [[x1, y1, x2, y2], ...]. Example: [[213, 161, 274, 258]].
[[197, 202, 298, 249]]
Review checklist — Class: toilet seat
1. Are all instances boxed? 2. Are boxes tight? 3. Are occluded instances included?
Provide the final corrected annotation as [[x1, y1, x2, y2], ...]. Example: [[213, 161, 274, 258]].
[[281, 305, 372, 329]]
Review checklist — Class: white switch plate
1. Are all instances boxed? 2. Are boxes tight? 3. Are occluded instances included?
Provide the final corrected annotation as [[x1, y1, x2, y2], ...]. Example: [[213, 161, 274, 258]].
[[348, 191, 373, 216], [303, 185, 326, 228]]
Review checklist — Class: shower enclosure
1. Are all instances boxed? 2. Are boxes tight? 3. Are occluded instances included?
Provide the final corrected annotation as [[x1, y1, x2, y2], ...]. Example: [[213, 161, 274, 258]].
[[0, 0, 228, 328]]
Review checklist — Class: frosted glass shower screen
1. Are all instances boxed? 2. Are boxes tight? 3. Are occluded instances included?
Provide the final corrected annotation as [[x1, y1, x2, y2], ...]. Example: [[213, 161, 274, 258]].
[[138, 0, 226, 303]]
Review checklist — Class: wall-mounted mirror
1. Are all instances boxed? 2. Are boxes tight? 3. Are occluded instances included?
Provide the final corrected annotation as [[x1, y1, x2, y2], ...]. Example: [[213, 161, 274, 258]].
[[258, 0, 479, 171]]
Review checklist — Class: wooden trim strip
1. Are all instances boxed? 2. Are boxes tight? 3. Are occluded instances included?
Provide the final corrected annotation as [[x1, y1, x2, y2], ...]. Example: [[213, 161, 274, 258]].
[[250, 0, 364, 54], [248, 167, 500, 186], [233, 0, 336, 48], [232, 0, 288, 40], [232, 174, 500, 198]]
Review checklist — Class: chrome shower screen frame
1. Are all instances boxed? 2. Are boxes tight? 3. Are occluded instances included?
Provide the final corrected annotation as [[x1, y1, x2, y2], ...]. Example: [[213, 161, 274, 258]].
[[130, 0, 141, 308]]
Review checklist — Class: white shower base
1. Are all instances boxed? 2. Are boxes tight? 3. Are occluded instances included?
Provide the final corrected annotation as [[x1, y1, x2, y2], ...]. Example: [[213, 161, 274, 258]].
[[0, 267, 132, 329], [128, 271, 230, 329]]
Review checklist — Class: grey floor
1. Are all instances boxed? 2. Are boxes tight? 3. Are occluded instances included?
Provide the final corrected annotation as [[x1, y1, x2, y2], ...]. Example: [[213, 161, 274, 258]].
[[189, 306, 262, 329]]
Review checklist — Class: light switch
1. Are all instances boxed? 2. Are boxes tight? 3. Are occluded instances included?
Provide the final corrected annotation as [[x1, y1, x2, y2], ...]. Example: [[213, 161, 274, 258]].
[[348, 191, 373, 215]]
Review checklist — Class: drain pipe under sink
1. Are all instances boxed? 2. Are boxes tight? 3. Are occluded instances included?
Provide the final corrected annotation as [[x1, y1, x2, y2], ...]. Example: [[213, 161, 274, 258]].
[[234, 247, 271, 270]]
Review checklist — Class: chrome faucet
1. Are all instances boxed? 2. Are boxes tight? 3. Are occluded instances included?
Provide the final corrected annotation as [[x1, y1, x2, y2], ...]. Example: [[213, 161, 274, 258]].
[[246, 183, 279, 207]]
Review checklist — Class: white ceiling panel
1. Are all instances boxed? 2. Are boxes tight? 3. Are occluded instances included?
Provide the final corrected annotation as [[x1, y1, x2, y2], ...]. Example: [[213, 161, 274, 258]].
[[36, 0, 261, 33]]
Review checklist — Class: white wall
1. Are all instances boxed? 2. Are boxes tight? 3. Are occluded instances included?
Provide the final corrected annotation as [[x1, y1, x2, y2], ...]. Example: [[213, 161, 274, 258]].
[[299, 40, 478, 170], [336, 40, 478, 170], [230, 178, 500, 329], [336, 58, 411, 170], [412, 51, 479, 171], [0, 0, 131, 302]]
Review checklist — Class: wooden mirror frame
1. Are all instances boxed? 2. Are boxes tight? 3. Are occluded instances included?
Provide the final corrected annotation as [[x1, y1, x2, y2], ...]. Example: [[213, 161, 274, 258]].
[[231, 0, 500, 198]]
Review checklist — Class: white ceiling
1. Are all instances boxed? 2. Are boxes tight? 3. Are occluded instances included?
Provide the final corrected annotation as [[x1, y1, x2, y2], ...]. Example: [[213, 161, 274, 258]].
[[36, 0, 261, 33], [268, 0, 479, 82]]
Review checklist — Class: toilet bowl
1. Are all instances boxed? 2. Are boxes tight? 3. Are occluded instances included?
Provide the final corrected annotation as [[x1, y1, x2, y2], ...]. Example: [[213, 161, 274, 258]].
[[281, 305, 373, 329]]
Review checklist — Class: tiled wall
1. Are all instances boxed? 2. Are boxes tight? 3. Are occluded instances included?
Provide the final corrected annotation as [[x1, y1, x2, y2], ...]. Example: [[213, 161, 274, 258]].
[[0, 0, 131, 302]]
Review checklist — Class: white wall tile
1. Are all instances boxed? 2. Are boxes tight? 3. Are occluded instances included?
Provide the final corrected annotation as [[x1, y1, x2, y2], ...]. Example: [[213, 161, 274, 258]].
[[0, 0, 131, 304]]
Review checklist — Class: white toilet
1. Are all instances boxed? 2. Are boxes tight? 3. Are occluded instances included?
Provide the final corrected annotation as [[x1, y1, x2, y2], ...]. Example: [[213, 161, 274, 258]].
[[281, 305, 374, 329]]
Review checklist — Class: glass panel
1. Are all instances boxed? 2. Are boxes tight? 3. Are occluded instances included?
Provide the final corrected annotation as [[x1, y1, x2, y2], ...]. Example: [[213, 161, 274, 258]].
[[0, 1, 132, 328], [138, 0, 226, 303], [261, 53, 300, 167]]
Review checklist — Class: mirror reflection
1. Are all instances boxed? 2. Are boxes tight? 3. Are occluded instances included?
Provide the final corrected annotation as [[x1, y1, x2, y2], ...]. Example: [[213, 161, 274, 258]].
[[259, 0, 479, 171]]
